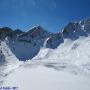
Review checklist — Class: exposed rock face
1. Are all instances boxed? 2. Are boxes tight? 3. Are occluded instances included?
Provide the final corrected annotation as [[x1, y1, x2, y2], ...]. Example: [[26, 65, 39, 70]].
[[17, 25, 52, 49], [63, 22, 85, 40], [45, 18, 90, 48], [0, 18, 90, 61], [0, 27, 13, 40], [46, 32, 64, 49], [79, 18, 90, 33], [18, 25, 51, 42], [63, 18, 90, 40], [13, 29, 24, 36]]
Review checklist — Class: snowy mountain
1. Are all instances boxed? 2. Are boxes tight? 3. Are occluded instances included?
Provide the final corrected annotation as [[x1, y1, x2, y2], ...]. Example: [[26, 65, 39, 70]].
[[45, 18, 90, 49], [45, 32, 64, 49], [63, 18, 90, 39], [0, 27, 13, 40], [0, 18, 90, 90], [18, 25, 51, 41], [0, 25, 52, 61], [0, 18, 90, 62]]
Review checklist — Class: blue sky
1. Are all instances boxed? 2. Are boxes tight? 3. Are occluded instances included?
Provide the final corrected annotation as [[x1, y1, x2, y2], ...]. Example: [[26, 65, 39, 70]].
[[0, 0, 90, 32]]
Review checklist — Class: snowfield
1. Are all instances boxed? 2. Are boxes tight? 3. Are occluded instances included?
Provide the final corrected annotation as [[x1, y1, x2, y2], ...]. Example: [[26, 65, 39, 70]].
[[0, 18, 90, 90], [2, 65, 90, 90], [0, 35, 90, 90], [32, 35, 90, 73]]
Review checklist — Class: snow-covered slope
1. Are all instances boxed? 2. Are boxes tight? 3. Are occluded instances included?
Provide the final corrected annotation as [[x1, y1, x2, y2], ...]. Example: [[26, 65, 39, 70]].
[[3, 65, 90, 90], [31, 35, 90, 74], [0, 40, 18, 63], [0, 25, 52, 61], [0, 18, 90, 90], [0, 18, 90, 62]]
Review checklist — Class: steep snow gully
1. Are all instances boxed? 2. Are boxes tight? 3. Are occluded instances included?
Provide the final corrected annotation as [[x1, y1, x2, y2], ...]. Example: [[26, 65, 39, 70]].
[[0, 18, 90, 89]]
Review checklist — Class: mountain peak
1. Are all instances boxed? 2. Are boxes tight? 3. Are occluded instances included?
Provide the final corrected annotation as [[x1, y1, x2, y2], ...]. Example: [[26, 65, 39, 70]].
[[27, 25, 48, 34], [0, 27, 13, 39], [0, 27, 13, 32], [62, 17, 90, 40], [30, 25, 42, 30], [14, 29, 24, 35], [18, 25, 51, 42]]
